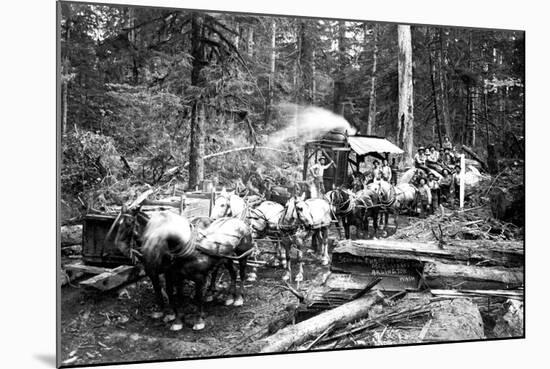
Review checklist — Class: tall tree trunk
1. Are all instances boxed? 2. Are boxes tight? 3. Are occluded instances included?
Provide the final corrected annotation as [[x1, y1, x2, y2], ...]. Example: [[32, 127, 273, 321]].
[[188, 13, 206, 189], [438, 28, 451, 139], [333, 21, 346, 114], [299, 21, 313, 104], [247, 26, 254, 57], [397, 25, 414, 164], [62, 14, 71, 136], [428, 31, 443, 147], [367, 24, 379, 135], [128, 7, 138, 85], [265, 19, 276, 125], [62, 81, 68, 135]]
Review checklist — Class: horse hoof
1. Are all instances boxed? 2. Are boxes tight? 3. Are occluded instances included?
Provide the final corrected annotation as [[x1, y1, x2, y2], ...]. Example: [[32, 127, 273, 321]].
[[233, 296, 244, 306], [321, 257, 330, 266], [246, 273, 257, 282], [163, 314, 176, 323], [205, 295, 214, 303], [151, 311, 164, 319], [281, 260, 287, 268], [282, 273, 290, 282], [295, 273, 304, 283], [225, 298, 234, 306], [193, 321, 205, 331], [170, 323, 183, 331]]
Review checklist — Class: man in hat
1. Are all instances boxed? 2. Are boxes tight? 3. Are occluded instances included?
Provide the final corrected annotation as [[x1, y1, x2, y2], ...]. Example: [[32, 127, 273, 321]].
[[442, 135, 453, 150], [414, 146, 430, 177], [427, 172, 440, 213]]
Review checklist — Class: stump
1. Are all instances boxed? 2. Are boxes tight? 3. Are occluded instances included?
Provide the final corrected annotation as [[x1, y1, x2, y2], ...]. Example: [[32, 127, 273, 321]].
[[489, 186, 524, 227]]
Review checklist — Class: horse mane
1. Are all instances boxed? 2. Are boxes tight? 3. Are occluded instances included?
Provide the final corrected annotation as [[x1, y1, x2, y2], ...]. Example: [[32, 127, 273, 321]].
[[141, 211, 194, 269]]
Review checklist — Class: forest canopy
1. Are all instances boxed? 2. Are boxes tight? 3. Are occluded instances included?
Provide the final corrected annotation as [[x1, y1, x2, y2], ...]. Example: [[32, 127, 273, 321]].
[[59, 2, 524, 217]]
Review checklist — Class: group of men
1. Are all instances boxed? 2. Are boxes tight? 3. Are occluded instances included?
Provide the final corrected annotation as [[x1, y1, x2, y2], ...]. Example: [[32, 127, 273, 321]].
[[413, 136, 464, 217]]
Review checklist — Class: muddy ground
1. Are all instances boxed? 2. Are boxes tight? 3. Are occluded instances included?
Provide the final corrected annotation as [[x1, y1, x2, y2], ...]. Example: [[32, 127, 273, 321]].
[[59, 218, 409, 367]]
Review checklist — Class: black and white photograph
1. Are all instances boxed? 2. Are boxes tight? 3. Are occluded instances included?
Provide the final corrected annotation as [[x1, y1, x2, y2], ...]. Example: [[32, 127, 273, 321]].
[[57, 0, 525, 366]]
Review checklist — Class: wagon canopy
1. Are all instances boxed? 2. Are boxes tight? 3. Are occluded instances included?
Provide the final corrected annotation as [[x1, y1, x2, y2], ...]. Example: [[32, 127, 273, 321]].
[[347, 136, 404, 156]]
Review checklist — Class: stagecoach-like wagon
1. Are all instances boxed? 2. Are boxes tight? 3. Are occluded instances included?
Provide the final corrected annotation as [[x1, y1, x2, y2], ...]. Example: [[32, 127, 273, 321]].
[[62, 187, 216, 291], [302, 129, 404, 190]]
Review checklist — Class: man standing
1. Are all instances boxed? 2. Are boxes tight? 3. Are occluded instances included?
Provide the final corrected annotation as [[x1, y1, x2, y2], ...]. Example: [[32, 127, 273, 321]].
[[390, 157, 398, 185], [309, 156, 334, 195], [381, 158, 392, 183], [442, 136, 453, 150]]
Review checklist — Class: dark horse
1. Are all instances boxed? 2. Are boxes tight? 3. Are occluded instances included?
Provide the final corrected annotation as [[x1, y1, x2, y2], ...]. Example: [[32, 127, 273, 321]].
[[109, 209, 253, 331], [326, 188, 380, 239]]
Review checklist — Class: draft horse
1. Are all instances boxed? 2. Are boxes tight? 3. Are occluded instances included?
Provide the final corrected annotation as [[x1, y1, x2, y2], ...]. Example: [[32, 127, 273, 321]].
[[109, 209, 253, 331]]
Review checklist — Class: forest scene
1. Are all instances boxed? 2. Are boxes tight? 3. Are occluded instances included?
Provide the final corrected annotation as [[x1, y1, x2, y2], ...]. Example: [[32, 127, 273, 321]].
[[59, 1, 524, 367]]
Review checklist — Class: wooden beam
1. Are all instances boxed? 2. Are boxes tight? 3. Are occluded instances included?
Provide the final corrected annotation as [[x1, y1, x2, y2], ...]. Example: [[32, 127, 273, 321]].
[[332, 239, 524, 268], [79, 265, 145, 291], [423, 262, 523, 290]]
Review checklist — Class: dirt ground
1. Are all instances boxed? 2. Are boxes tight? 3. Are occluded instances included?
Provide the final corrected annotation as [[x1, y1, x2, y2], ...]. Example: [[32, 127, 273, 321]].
[[58, 219, 410, 367]]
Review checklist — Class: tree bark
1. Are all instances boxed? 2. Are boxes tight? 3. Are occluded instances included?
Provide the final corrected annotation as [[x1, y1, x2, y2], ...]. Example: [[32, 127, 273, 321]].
[[438, 28, 451, 139], [333, 21, 346, 114], [397, 25, 414, 164], [247, 26, 254, 57], [428, 32, 443, 147], [188, 13, 206, 189], [188, 101, 205, 189], [265, 19, 276, 125], [367, 24, 378, 135], [299, 21, 314, 104]]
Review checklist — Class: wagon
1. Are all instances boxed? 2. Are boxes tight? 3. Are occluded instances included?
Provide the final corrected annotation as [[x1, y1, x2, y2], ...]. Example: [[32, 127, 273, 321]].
[[302, 129, 404, 190], [62, 188, 216, 291]]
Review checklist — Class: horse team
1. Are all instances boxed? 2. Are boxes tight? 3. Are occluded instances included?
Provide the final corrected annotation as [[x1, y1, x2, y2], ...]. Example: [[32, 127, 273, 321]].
[[107, 179, 416, 332]]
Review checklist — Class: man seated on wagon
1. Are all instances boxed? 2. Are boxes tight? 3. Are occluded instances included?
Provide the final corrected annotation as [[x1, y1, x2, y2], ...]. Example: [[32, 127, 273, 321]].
[[414, 147, 431, 177]]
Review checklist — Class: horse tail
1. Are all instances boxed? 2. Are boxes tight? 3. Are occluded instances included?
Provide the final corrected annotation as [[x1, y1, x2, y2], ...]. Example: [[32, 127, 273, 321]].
[[141, 212, 195, 270]]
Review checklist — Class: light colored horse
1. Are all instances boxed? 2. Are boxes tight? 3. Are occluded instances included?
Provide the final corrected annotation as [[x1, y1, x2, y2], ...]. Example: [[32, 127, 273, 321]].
[[367, 181, 418, 234], [211, 189, 308, 283], [284, 193, 332, 265]]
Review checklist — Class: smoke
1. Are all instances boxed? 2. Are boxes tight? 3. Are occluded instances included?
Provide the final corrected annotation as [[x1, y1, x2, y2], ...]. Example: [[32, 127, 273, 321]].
[[267, 103, 356, 147]]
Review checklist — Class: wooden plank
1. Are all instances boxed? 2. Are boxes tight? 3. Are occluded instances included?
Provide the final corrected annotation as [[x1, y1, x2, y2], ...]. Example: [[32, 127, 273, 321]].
[[430, 289, 523, 300], [423, 262, 523, 290], [324, 272, 419, 292], [64, 261, 112, 275], [333, 239, 524, 267], [79, 265, 145, 291]]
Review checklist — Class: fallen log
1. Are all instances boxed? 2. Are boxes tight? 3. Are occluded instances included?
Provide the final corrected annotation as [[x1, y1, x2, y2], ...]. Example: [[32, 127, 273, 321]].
[[462, 145, 488, 171], [254, 291, 384, 353], [430, 289, 523, 300], [423, 262, 523, 290], [332, 239, 524, 268]]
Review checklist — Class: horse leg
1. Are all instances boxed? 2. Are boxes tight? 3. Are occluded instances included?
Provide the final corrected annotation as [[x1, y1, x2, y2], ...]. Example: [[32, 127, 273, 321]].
[[246, 241, 258, 282], [234, 258, 247, 307], [148, 270, 165, 319], [372, 210, 379, 239], [205, 265, 219, 303], [275, 240, 286, 268], [224, 260, 237, 306], [311, 229, 318, 254], [282, 238, 292, 282], [320, 227, 330, 266], [295, 246, 304, 285], [192, 276, 206, 331], [166, 272, 183, 330], [343, 216, 350, 240]]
